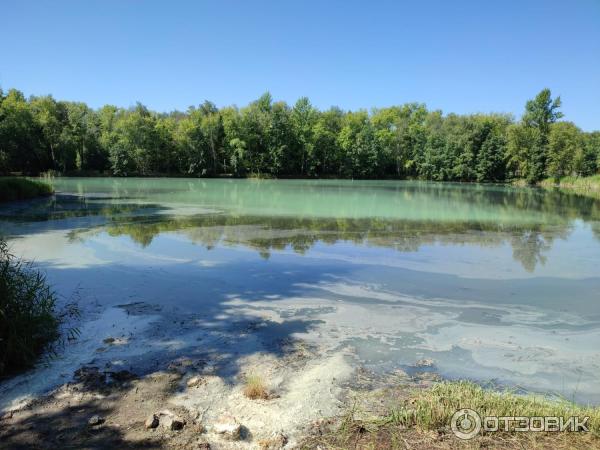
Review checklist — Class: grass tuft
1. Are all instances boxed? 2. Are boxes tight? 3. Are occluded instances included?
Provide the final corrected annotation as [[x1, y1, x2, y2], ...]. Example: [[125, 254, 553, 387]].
[[243, 373, 270, 400]]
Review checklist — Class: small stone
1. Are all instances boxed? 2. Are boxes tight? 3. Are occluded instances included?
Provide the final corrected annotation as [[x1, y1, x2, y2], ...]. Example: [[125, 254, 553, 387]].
[[88, 415, 104, 426], [213, 414, 242, 440], [162, 415, 185, 430], [187, 376, 202, 388], [196, 442, 211, 450], [158, 410, 185, 430], [144, 414, 159, 429]]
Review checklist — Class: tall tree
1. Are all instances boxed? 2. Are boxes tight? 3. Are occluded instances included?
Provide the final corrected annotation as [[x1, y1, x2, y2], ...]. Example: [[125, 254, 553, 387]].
[[312, 107, 343, 176], [30, 96, 71, 171], [522, 88, 563, 136], [506, 124, 545, 183], [0, 89, 43, 173], [547, 122, 584, 179], [508, 89, 563, 183], [197, 101, 225, 175], [291, 97, 317, 176], [62, 102, 104, 171]]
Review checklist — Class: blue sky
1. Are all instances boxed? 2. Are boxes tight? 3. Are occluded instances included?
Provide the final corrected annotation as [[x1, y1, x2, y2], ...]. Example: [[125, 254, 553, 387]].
[[1, 0, 599, 130]]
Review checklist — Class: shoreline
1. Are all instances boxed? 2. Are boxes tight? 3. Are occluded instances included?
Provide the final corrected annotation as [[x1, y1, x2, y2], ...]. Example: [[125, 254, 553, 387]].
[[1, 178, 600, 448], [538, 176, 600, 199], [26, 173, 600, 202], [0, 177, 53, 203], [1, 300, 598, 449], [1, 337, 598, 449]]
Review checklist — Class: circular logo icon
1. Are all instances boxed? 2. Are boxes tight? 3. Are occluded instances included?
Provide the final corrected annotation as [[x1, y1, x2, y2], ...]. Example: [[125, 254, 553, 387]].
[[451, 408, 481, 440]]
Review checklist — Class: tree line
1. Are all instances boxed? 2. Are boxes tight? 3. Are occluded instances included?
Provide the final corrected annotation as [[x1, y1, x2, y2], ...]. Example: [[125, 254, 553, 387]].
[[0, 87, 598, 182]]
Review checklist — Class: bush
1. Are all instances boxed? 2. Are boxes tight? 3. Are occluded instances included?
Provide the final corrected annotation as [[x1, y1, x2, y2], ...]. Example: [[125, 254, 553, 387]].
[[0, 238, 60, 376], [0, 177, 53, 202]]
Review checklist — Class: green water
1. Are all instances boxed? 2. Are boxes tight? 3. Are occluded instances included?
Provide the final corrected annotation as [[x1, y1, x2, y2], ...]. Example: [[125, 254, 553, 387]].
[[1, 178, 599, 404]]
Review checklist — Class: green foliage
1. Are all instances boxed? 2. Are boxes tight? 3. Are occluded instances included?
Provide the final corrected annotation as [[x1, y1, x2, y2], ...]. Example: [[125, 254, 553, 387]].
[[0, 177, 53, 202], [0, 87, 597, 182], [0, 90, 44, 173], [338, 110, 380, 178], [0, 238, 59, 376], [523, 88, 563, 135], [547, 122, 585, 179], [507, 123, 545, 183], [584, 131, 600, 176], [508, 88, 568, 183]]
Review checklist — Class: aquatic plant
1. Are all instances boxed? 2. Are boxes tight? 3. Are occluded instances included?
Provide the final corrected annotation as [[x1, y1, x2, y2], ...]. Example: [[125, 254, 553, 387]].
[[0, 237, 59, 376]]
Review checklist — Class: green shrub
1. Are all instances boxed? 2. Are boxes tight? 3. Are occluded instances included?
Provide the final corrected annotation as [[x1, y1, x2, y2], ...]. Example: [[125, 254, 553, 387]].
[[0, 177, 53, 202], [0, 238, 60, 376]]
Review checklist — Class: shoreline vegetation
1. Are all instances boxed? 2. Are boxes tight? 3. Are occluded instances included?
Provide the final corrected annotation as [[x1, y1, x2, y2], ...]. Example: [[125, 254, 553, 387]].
[[302, 381, 600, 449], [1, 87, 598, 184], [0, 177, 53, 202], [2, 86, 600, 448], [539, 174, 600, 197], [0, 237, 60, 377]]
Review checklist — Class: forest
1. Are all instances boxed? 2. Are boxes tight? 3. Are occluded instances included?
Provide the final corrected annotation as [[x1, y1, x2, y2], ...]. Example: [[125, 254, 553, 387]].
[[0, 88, 598, 183]]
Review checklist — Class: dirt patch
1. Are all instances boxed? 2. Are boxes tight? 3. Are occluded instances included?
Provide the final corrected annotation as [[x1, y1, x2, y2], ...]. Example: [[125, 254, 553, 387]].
[[0, 370, 188, 449], [2, 354, 596, 450], [0, 340, 354, 449]]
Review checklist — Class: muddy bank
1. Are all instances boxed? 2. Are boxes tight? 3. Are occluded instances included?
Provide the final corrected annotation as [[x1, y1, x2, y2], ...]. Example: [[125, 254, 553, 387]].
[[0, 297, 442, 449], [1, 295, 594, 449], [0, 338, 432, 449]]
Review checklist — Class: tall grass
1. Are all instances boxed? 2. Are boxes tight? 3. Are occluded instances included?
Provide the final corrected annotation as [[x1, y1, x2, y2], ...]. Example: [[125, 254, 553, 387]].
[[540, 174, 600, 196], [301, 381, 600, 449], [0, 238, 60, 376], [392, 381, 600, 434], [0, 177, 54, 202]]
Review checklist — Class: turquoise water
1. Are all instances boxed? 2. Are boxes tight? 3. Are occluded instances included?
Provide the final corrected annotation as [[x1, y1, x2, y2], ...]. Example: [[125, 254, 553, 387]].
[[1, 178, 599, 403]]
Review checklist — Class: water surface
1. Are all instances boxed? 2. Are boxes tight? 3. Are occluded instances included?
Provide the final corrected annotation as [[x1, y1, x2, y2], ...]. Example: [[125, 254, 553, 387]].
[[1, 178, 599, 404]]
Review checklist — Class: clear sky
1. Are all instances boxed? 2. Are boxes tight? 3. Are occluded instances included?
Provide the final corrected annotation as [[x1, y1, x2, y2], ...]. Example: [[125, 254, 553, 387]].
[[1, 0, 599, 130]]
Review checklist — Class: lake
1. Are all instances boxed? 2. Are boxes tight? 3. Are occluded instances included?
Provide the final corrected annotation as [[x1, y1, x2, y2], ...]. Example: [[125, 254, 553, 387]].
[[1, 178, 600, 406]]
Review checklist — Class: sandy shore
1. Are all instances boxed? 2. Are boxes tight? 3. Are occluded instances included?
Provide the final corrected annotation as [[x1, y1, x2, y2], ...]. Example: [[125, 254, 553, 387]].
[[0, 294, 445, 449], [0, 332, 434, 449]]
